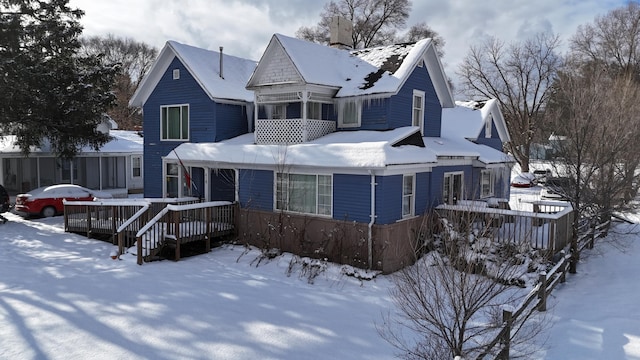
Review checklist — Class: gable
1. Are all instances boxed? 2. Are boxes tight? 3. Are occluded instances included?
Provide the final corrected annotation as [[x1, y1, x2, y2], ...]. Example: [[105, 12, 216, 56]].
[[246, 37, 304, 88], [131, 41, 256, 107]]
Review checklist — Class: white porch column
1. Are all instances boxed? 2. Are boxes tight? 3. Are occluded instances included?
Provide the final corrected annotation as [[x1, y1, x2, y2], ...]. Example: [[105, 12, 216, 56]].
[[302, 91, 308, 142], [204, 167, 211, 201]]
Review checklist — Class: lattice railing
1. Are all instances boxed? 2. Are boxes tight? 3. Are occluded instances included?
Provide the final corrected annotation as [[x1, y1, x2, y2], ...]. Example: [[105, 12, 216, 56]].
[[255, 118, 335, 144]]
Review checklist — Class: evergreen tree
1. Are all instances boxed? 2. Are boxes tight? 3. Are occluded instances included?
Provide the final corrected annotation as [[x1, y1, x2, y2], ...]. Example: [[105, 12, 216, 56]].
[[0, 0, 119, 158]]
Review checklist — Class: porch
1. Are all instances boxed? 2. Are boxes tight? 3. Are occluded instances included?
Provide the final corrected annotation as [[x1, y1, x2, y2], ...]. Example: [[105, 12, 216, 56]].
[[64, 198, 237, 264]]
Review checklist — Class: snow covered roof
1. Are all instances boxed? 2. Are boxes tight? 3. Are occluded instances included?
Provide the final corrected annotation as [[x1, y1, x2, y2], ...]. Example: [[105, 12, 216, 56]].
[[424, 136, 514, 164], [441, 99, 511, 142], [248, 34, 454, 106], [166, 127, 437, 169], [130, 41, 257, 107], [165, 126, 512, 170], [0, 130, 143, 155]]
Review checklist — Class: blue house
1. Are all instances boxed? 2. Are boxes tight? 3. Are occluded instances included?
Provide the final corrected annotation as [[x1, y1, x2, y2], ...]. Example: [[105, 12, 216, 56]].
[[132, 32, 513, 273], [129, 41, 257, 199]]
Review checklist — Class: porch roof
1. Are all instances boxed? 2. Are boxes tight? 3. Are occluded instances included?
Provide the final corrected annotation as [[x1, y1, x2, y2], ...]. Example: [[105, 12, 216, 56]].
[[167, 126, 438, 169], [166, 126, 512, 169]]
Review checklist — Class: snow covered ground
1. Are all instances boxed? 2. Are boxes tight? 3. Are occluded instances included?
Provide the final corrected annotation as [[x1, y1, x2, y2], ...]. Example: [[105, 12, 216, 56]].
[[1, 186, 639, 359]]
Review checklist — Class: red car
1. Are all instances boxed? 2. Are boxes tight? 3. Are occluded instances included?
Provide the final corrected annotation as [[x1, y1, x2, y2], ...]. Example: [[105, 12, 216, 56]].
[[15, 184, 112, 218]]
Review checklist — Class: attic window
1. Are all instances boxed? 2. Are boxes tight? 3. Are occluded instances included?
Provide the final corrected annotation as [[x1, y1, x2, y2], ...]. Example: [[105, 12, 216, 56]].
[[485, 114, 493, 138], [173, 69, 180, 80], [417, 60, 424, 67]]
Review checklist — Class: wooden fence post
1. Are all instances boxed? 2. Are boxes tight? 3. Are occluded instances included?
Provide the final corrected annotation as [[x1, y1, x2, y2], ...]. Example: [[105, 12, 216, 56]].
[[559, 251, 567, 283], [538, 272, 547, 311], [137, 236, 143, 265], [499, 309, 512, 360]]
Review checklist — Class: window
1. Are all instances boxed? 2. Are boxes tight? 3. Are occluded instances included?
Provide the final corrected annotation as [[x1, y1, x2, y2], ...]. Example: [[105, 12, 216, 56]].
[[412, 90, 425, 134], [443, 172, 464, 205], [161, 105, 189, 141], [339, 101, 360, 127], [172, 69, 180, 80], [485, 114, 493, 138], [166, 163, 179, 197], [132, 156, 142, 178], [307, 102, 322, 120], [276, 173, 332, 216], [481, 169, 494, 198], [270, 104, 286, 119], [402, 174, 415, 217]]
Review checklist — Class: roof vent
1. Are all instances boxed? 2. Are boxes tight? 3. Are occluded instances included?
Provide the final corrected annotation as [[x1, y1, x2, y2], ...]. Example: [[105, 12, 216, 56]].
[[330, 16, 353, 49], [219, 46, 224, 79]]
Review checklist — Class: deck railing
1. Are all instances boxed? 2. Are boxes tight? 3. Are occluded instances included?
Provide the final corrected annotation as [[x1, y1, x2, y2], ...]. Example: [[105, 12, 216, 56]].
[[135, 201, 237, 264], [64, 197, 202, 248], [436, 200, 574, 258]]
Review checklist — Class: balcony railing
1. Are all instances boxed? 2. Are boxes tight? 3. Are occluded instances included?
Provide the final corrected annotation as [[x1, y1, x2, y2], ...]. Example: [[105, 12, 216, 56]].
[[255, 118, 336, 144]]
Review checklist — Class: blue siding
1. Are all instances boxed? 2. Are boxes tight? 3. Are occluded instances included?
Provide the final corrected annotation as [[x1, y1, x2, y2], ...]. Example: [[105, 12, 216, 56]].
[[215, 103, 249, 141], [375, 175, 402, 225], [142, 57, 249, 197], [429, 165, 474, 206], [238, 169, 273, 210], [415, 172, 430, 215], [191, 167, 205, 199], [358, 98, 391, 130], [476, 121, 503, 150], [211, 168, 235, 202], [387, 65, 442, 136], [333, 174, 371, 223]]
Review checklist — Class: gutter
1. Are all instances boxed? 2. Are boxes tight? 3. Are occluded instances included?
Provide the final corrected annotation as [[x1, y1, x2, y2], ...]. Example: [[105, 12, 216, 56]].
[[368, 170, 377, 269]]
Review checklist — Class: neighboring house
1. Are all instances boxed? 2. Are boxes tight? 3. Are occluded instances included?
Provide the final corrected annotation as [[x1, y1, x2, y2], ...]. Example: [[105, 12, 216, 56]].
[[129, 41, 258, 199], [0, 125, 144, 197], [134, 32, 514, 273]]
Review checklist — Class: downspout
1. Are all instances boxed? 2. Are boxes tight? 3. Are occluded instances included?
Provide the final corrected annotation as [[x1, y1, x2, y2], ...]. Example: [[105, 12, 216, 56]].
[[368, 170, 377, 269], [235, 168, 240, 203]]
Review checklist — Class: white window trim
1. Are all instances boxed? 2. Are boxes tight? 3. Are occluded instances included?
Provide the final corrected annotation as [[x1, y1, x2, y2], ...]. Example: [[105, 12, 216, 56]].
[[412, 90, 425, 134], [131, 155, 142, 178], [172, 69, 180, 80], [443, 171, 464, 205], [402, 174, 415, 218], [338, 100, 361, 128], [485, 114, 493, 138], [480, 169, 495, 198], [274, 172, 333, 217], [160, 104, 190, 141]]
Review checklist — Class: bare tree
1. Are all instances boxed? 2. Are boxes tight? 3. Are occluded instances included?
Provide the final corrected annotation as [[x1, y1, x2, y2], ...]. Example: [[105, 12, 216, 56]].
[[396, 21, 445, 57], [80, 34, 158, 129], [570, 1, 640, 77], [379, 211, 546, 359], [544, 59, 640, 271], [296, 0, 411, 49], [457, 33, 561, 173]]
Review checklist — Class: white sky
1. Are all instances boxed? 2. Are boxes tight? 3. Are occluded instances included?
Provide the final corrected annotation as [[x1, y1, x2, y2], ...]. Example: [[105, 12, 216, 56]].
[[69, 0, 628, 88]]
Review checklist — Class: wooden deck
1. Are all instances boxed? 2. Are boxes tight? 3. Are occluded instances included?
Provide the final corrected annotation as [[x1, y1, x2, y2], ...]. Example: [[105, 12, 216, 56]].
[[64, 198, 237, 264]]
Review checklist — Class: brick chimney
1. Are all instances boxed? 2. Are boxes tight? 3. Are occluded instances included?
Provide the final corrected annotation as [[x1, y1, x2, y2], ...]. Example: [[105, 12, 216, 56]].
[[330, 16, 353, 49]]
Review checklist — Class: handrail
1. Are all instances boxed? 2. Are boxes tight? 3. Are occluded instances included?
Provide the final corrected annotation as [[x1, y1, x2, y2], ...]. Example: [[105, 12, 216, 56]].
[[135, 201, 232, 237], [117, 203, 150, 233]]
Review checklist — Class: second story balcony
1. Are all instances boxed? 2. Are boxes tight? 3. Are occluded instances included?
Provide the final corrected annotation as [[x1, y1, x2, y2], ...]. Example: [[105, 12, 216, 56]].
[[255, 118, 336, 145]]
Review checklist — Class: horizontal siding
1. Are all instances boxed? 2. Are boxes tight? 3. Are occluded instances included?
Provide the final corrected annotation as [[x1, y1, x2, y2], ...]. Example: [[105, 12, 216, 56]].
[[333, 174, 371, 223], [415, 172, 430, 215], [211, 168, 235, 202], [387, 65, 443, 136], [359, 98, 390, 130], [430, 165, 474, 206], [143, 57, 250, 197], [215, 103, 249, 141], [375, 175, 402, 225], [238, 169, 273, 210]]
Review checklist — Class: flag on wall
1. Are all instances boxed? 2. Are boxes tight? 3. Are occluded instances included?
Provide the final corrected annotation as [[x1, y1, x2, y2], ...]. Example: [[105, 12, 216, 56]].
[[173, 149, 191, 188]]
